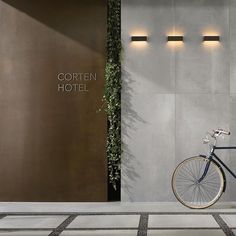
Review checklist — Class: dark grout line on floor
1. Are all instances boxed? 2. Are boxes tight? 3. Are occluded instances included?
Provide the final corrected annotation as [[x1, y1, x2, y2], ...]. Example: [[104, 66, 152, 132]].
[[212, 214, 236, 236], [137, 214, 149, 236], [0, 215, 6, 220], [0, 212, 235, 236], [49, 214, 78, 236]]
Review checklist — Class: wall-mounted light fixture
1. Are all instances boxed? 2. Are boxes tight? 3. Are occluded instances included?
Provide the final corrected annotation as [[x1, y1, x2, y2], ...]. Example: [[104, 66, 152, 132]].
[[167, 36, 184, 42], [131, 36, 148, 42], [202, 34, 220, 49], [203, 36, 220, 42]]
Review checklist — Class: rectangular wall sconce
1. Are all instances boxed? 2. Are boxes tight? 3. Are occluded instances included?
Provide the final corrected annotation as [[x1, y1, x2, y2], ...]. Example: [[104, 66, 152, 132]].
[[203, 36, 220, 41], [167, 36, 184, 42], [131, 36, 148, 41]]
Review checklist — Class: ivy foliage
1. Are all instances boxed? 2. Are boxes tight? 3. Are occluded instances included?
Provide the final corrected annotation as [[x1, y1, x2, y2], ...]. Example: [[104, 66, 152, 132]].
[[104, 0, 121, 190]]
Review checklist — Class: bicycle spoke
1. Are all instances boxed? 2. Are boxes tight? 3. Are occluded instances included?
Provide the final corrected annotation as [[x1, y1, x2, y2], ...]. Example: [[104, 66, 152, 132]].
[[181, 165, 196, 180], [201, 185, 212, 201], [191, 184, 198, 203], [203, 185, 217, 200]]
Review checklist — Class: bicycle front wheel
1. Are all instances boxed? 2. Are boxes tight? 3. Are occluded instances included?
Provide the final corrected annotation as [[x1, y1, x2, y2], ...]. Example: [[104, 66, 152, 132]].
[[172, 156, 224, 209]]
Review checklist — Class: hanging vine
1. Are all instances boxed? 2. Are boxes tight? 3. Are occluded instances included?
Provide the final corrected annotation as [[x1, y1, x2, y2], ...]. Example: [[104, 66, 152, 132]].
[[104, 0, 121, 190]]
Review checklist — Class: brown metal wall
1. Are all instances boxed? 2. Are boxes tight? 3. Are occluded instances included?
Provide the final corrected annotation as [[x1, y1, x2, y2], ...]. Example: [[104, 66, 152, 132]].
[[0, 0, 107, 201]]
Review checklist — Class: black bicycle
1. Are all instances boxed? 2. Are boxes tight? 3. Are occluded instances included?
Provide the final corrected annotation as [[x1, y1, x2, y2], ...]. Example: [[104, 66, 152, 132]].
[[172, 128, 236, 209]]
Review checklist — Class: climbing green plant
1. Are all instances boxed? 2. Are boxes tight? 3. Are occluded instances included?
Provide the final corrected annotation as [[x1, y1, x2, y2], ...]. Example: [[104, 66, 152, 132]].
[[104, 0, 121, 190]]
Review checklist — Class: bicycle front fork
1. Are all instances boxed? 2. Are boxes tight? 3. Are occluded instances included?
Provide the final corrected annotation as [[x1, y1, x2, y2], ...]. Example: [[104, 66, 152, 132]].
[[198, 158, 212, 183]]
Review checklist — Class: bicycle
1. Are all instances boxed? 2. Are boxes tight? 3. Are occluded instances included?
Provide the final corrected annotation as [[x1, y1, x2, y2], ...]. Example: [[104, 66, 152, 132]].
[[172, 128, 236, 209]]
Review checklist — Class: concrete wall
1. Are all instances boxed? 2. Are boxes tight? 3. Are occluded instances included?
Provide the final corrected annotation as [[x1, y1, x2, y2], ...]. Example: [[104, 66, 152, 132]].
[[121, 0, 236, 201], [0, 0, 107, 201]]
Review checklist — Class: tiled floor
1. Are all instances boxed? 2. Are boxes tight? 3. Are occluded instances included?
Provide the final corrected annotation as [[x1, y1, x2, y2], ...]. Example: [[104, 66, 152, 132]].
[[0, 216, 67, 229], [147, 230, 225, 236], [61, 230, 138, 236], [68, 215, 140, 229], [221, 215, 236, 228], [0, 203, 234, 236], [148, 215, 219, 228], [0, 232, 51, 236]]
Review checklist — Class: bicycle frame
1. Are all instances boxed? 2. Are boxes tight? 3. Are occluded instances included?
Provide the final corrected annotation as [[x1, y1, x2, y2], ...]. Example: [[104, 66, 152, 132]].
[[198, 146, 236, 183]]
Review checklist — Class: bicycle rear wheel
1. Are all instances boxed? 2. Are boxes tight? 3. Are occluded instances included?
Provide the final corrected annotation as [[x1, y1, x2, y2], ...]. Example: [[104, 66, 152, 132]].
[[172, 156, 224, 209]]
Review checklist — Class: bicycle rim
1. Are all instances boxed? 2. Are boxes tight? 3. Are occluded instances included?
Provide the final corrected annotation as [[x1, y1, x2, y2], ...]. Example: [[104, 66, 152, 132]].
[[172, 156, 224, 209]]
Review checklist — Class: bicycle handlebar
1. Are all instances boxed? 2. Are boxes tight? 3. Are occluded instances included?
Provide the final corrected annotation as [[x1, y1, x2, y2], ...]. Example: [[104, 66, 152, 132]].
[[203, 128, 230, 145], [213, 128, 230, 136]]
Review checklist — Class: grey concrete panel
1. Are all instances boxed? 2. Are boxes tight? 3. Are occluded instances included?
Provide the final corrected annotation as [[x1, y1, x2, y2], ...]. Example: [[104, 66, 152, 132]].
[[175, 94, 231, 201], [229, 94, 236, 199], [122, 0, 175, 94], [121, 93, 175, 201], [175, 0, 229, 94], [175, 94, 230, 164], [121, 0, 234, 202], [230, 0, 236, 93]]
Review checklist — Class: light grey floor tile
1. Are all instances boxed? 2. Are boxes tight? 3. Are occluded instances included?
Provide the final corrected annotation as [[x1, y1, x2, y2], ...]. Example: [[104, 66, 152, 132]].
[[0, 231, 51, 236], [67, 215, 140, 228], [0, 215, 68, 229], [220, 214, 236, 227], [148, 215, 219, 228], [148, 229, 225, 236], [61, 230, 138, 236]]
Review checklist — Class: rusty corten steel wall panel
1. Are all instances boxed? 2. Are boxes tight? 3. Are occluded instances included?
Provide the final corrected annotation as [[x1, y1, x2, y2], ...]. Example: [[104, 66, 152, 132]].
[[0, 0, 107, 201]]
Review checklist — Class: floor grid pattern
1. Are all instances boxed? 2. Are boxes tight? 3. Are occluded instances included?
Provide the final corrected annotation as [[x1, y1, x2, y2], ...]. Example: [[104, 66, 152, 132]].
[[0, 212, 234, 236]]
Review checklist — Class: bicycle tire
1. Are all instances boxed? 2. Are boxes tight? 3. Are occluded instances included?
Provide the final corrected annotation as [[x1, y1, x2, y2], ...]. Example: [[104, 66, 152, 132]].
[[172, 156, 224, 209]]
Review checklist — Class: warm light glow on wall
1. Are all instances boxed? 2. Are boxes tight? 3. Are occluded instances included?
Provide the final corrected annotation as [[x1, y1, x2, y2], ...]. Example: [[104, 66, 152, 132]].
[[203, 41, 220, 49], [167, 41, 184, 50], [130, 39, 148, 49]]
